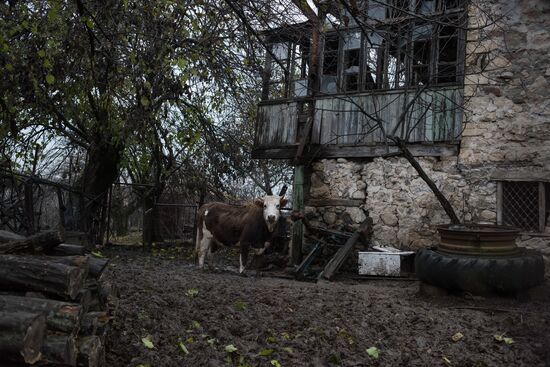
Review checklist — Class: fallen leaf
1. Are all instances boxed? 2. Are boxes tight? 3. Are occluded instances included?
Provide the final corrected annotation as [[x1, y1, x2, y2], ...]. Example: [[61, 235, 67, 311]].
[[186, 288, 199, 297], [178, 342, 189, 355], [225, 344, 238, 353], [442, 356, 452, 365], [494, 334, 514, 344], [141, 336, 154, 349], [192, 320, 201, 329], [281, 332, 290, 340], [366, 346, 379, 359], [451, 332, 464, 342], [259, 348, 274, 356], [91, 250, 104, 258], [266, 336, 277, 344], [270, 360, 282, 367], [283, 347, 294, 354], [235, 301, 246, 311], [207, 338, 217, 346]]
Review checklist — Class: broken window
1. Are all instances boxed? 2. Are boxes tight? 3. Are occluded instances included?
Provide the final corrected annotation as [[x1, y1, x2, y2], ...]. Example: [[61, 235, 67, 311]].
[[321, 34, 340, 94], [363, 32, 383, 89], [267, 42, 290, 99], [290, 43, 309, 97], [343, 32, 361, 91], [317, 0, 464, 94], [264, 39, 310, 100], [261, 0, 465, 99], [498, 181, 549, 232]]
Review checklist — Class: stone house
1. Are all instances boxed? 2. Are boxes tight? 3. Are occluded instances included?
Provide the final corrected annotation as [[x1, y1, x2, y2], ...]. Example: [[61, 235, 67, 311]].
[[252, 0, 550, 268]]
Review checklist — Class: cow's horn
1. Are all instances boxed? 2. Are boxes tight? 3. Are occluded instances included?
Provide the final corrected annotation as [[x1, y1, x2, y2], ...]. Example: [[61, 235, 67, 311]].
[[278, 184, 288, 198]]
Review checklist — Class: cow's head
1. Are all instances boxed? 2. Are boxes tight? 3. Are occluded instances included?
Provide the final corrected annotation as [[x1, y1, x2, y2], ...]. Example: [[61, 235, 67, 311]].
[[255, 195, 288, 232]]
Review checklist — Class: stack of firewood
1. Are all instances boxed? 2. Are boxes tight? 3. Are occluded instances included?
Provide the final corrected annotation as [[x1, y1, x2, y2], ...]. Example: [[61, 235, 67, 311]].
[[0, 230, 116, 366]]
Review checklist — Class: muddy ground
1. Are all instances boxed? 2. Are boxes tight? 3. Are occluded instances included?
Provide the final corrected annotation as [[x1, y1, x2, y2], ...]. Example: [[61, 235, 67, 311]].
[[103, 245, 550, 367]]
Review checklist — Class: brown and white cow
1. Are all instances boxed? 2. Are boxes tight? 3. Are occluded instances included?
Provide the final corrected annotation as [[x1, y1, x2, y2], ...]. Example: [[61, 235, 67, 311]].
[[195, 195, 287, 273]]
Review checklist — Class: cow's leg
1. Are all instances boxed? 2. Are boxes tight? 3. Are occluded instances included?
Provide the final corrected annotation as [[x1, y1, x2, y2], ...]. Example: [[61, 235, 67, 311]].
[[198, 224, 213, 270], [207, 246, 216, 270], [239, 244, 250, 274], [198, 237, 211, 269], [195, 225, 202, 265]]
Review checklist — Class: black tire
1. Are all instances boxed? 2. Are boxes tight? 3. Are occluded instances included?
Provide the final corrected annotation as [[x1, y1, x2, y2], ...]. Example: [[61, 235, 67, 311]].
[[415, 248, 545, 294]]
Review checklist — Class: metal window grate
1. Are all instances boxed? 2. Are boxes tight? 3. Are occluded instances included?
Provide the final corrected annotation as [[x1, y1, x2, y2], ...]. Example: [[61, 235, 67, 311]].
[[502, 181, 539, 231]]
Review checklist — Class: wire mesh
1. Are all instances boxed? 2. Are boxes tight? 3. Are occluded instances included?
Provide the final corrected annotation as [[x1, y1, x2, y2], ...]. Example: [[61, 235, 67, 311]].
[[502, 181, 539, 231]]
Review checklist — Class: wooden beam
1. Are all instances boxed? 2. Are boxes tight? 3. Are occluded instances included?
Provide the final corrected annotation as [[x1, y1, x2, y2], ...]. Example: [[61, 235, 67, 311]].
[[306, 198, 364, 207], [539, 182, 546, 233], [496, 181, 503, 225], [252, 143, 459, 160], [318, 231, 361, 281], [291, 166, 305, 266]]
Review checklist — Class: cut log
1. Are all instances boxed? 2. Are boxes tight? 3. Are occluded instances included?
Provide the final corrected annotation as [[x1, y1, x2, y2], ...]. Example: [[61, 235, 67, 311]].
[[77, 336, 104, 367], [0, 311, 46, 364], [78, 289, 92, 314], [86, 256, 109, 279], [0, 230, 25, 243], [80, 312, 110, 336], [0, 230, 64, 254], [0, 295, 82, 333], [98, 280, 118, 306], [42, 333, 78, 366], [50, 243, 87, 256], [0, 255, 86, 300], [49, 255, 90, 280], [84, 279, 117, 311]]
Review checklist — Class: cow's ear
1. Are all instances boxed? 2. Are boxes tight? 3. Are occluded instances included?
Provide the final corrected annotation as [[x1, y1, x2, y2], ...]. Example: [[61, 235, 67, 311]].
[[280, 197, 288, 208], [255, 197, 264, 207]]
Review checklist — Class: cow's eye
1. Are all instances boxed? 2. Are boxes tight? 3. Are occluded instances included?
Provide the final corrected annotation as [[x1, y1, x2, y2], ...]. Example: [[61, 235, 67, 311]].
[[276, 204, 280, 208], [264, 204, 267, 208]]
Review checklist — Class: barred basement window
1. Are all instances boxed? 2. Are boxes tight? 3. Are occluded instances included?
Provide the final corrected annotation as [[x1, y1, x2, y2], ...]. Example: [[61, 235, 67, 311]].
[[497, 181, 549, 232]]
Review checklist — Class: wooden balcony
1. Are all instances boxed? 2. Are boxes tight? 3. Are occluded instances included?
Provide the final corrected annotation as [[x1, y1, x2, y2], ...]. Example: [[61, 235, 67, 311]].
[[252, 86, 463, 159]]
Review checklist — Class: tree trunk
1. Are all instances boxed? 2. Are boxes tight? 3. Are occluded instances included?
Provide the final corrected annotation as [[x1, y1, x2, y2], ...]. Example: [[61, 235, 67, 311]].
[[42, 333, 78, 366], [0, 255, 86, 300], [76, 140, 122, 247], [0, 230, 64, 254], [0, 295, 82, 333], [0, 230, 25, 243], [0, 311, 46, 364], [77, 336, 104, 367]]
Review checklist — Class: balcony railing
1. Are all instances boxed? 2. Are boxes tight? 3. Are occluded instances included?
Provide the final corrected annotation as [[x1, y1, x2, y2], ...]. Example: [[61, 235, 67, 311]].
[[254, 86, 463, 159]]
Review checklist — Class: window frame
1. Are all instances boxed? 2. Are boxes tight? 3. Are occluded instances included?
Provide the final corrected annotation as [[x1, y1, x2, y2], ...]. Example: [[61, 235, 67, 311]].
[[318, 0, 466, 95], [496, 181, 549, 233]]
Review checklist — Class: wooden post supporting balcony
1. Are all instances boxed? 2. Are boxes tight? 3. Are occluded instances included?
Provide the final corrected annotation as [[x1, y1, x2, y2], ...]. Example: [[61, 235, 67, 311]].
[[291, 165, 304, 266]]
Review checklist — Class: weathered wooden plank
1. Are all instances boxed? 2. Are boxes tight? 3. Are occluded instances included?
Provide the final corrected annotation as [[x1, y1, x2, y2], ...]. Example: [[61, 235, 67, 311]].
[[539, 182, 545, 233], [496, 181, 503, 225], [311, 101, 322, 144], [306, 198, 365, 207], [256, 87, 463, 148], [291, 166, 305, 266], [252, 143, 459, 159]]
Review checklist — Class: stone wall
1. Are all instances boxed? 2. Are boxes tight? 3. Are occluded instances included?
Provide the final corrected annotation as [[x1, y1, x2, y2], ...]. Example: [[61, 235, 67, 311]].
[[305, 0, 550, 270]]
